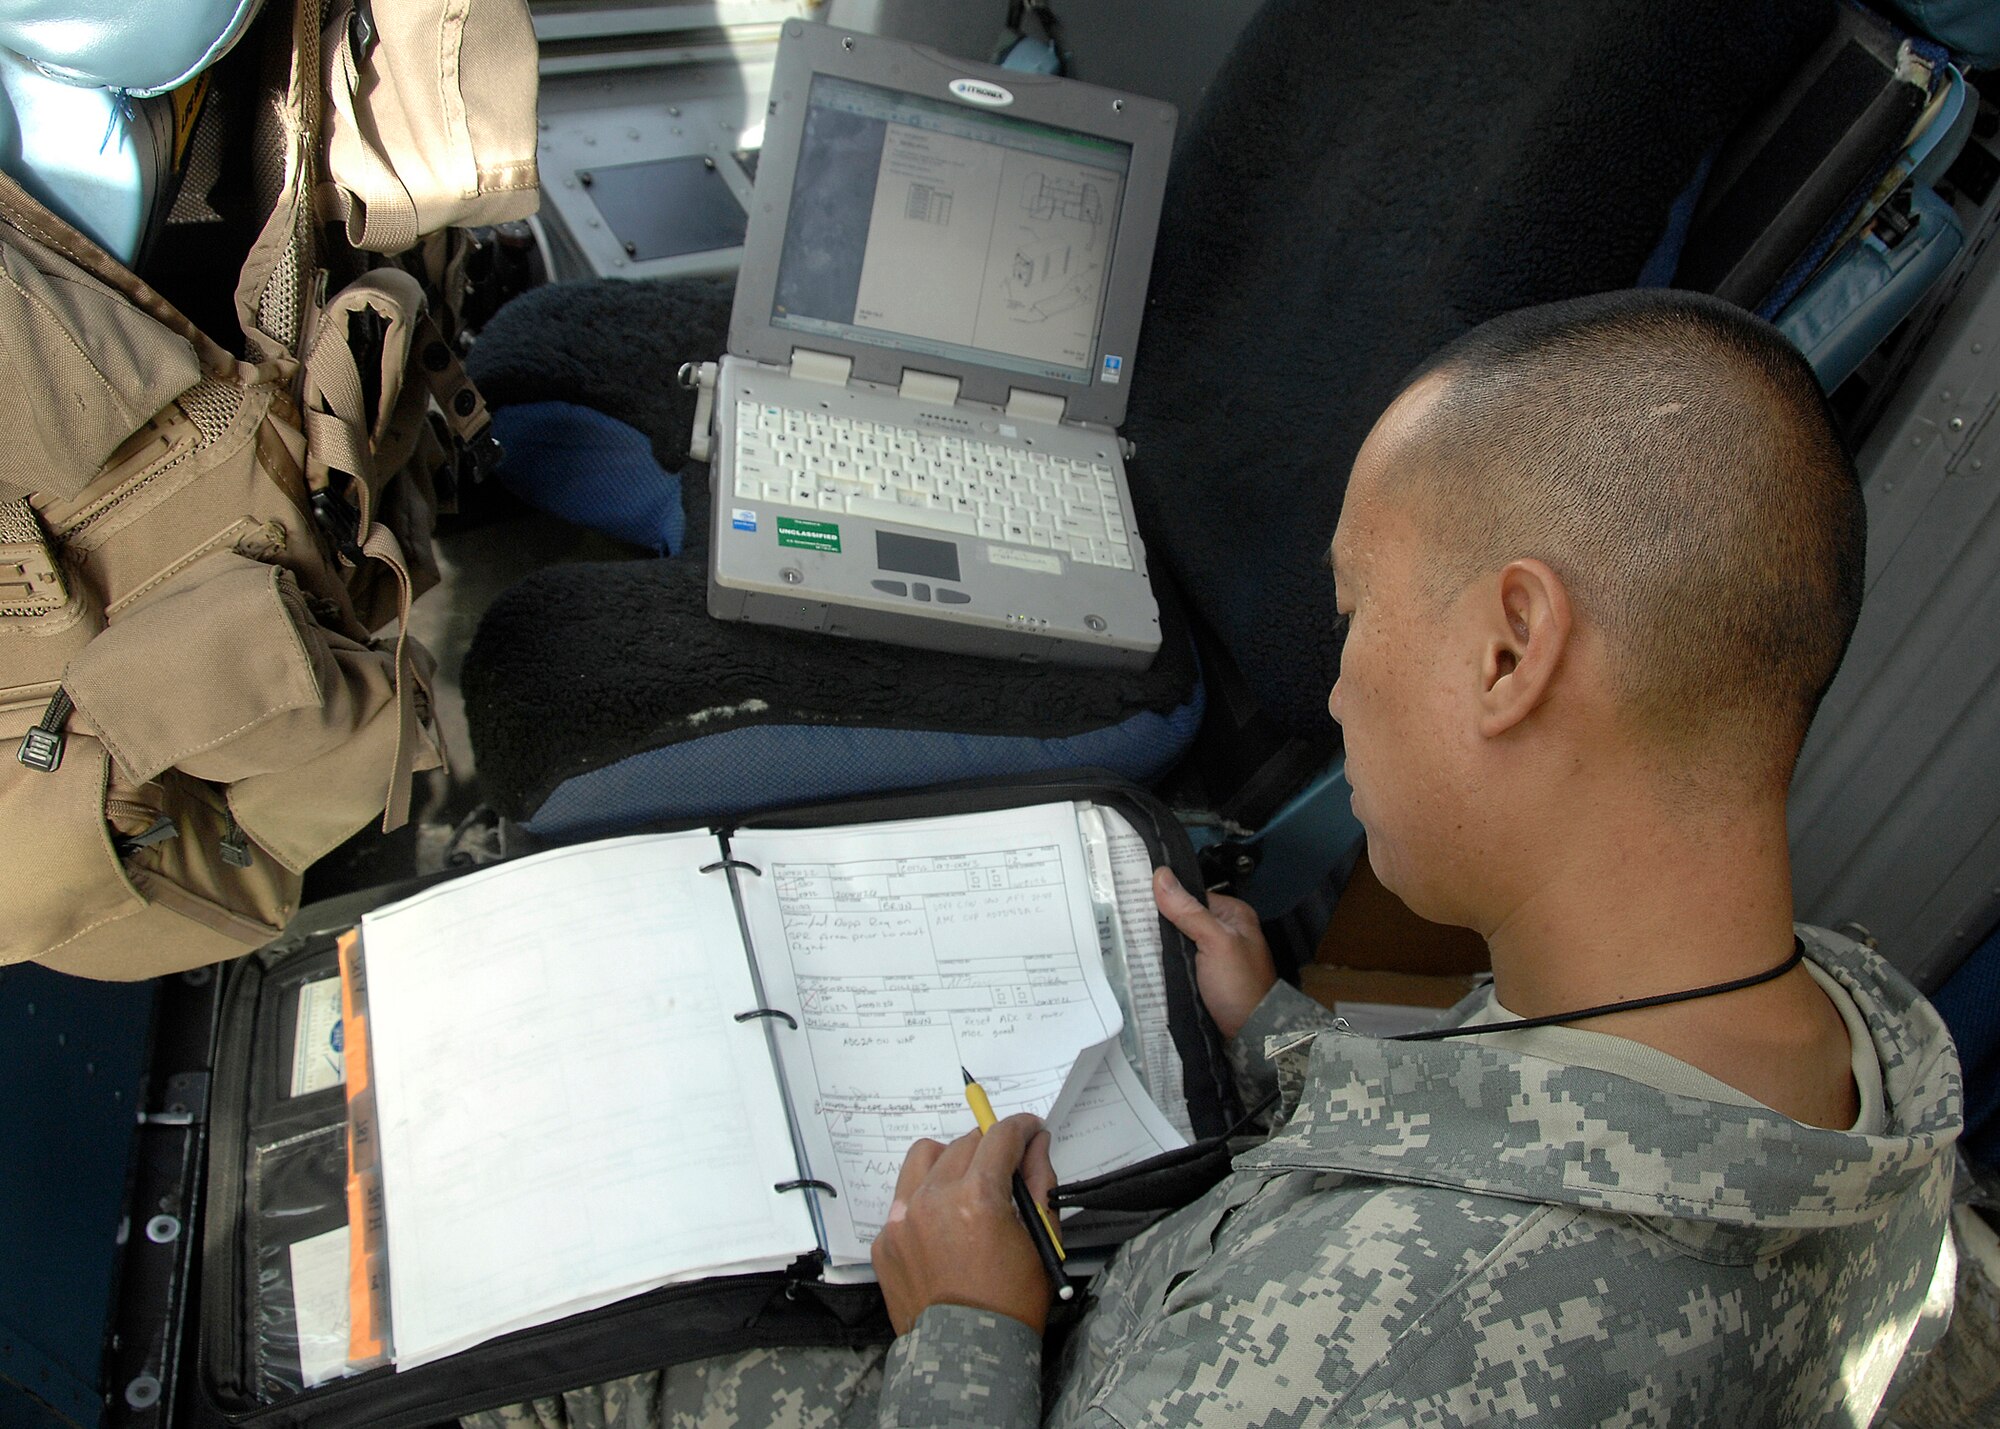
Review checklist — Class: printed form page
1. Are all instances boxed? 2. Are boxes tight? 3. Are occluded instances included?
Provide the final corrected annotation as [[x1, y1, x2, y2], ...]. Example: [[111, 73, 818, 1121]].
[[730, 804, 1125, 1265], [359, 831, 819, 1368]]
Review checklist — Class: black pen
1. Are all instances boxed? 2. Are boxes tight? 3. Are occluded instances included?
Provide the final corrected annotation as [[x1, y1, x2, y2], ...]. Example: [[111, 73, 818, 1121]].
[[961, 1066, 1076, 1302]]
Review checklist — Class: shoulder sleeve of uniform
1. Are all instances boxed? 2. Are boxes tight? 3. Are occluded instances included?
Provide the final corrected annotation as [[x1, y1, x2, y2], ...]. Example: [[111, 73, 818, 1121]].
[[1227, 980, 1341, 1113], [877, 1305, 1042, 1429]]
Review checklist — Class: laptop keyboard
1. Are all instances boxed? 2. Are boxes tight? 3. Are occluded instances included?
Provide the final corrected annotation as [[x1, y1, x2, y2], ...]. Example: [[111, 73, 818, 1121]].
[[731, 401, 1135, 568]]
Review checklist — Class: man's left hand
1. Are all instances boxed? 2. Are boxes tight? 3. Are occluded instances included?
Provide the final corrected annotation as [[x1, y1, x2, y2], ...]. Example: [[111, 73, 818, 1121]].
[[871, 1113, 1056, 1337]]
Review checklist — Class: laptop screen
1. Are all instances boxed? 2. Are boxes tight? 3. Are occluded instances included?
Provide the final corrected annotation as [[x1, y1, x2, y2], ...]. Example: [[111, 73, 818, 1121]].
[[770, 74, 1133, 388]]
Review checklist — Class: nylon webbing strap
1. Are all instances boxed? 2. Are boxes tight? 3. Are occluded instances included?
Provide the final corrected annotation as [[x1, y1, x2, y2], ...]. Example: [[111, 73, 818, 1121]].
[[413, 312, 489, 442], [320, 5, 421, 254], [358, 522, 420, 832], [300, 268, 430, 529]]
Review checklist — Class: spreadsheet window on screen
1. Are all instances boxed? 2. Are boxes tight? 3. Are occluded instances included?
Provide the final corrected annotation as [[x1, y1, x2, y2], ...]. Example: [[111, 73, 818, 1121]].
[[772, 75, 1133, 386]]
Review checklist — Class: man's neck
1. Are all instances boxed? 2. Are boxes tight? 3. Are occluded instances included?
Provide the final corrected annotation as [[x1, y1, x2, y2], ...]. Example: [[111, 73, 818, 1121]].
[[1478, 792, 1859, 1129]]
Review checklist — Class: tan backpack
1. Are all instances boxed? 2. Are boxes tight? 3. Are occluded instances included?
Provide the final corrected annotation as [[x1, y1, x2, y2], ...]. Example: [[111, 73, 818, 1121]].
[[0, 0, 534, 979]]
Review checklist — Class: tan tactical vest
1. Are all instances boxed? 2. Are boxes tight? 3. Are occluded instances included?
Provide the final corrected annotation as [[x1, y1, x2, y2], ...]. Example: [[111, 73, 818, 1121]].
[[0, 0, 537, 978]]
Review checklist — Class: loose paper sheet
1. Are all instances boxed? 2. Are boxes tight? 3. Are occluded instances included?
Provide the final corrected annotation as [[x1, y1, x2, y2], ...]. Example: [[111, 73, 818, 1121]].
[[358, 831, 819, 1368], [1049, 1046, 1188, 1185], [289, 1226, 353, 1388], [731, 804, 1125, 1265], [1079, 807, 1193, 1138]]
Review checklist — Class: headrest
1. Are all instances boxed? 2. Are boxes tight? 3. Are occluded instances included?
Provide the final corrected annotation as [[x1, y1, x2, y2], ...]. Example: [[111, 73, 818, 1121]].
[[0, 46, 169, 261], [0, 0, 268, 97], [1885, 0, 2000, 67]]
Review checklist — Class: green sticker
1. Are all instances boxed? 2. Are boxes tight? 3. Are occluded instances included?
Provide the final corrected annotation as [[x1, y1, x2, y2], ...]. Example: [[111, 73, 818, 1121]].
[[776, 516, 841, 553]]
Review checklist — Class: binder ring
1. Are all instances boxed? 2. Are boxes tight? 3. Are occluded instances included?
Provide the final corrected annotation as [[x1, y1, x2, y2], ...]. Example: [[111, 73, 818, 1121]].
[[774, 1178, 838, 1198], [734, 1007, 799, 1030], [700, 858, 763, 876]]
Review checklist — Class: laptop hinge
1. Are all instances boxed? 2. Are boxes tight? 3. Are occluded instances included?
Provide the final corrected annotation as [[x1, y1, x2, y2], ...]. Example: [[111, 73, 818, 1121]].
[[899, 368, 961, 406], [790, 348, 854, 386], [1005, 388, 1067, 425]]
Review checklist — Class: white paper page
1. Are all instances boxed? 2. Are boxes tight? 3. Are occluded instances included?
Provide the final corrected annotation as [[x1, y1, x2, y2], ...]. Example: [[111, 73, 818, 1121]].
[[360, 831, 819, 1368], [288, 1226, 352, 1388], [1095, 810, 1194, 1139], [1049, 1047, 1188, 1188], [731, 804, 1124, 1265]]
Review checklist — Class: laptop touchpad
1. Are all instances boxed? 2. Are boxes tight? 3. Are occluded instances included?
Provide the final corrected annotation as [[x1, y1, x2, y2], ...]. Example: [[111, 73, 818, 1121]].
[[876, 531, 960, 583]]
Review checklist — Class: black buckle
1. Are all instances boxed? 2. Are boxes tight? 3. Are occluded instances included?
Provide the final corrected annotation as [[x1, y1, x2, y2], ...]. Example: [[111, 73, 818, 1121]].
[[16, 726, 62, 772], [312, 488, 366, 565]]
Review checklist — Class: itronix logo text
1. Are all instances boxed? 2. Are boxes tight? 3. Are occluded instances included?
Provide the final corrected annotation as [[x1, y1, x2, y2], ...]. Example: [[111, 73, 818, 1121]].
[[949, 78, 1014, 107]]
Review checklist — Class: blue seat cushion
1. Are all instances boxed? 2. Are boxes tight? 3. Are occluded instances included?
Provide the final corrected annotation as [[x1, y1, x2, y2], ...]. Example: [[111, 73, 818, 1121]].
[[489, 402, 686, 555], [1930, 919, 2000, 1167], [466, 275, 733, 479], [462, 556, 1203, 835], [1885, 0, 2000, 66]]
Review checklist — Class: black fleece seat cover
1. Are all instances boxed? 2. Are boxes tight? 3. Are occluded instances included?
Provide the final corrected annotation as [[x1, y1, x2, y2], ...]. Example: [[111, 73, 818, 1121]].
[[1121, 0, 1831, 734], [464, 556, 1201, 825]]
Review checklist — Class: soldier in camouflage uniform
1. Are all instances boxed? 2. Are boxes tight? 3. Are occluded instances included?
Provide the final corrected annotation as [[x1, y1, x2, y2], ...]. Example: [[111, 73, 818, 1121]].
[[469, 292, 1962, 1428]]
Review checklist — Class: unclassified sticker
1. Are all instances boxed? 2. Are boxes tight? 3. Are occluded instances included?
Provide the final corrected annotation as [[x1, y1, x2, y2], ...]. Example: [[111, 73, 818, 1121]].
[[776, 516, 840, 553], [989, 545, 1062, 575]]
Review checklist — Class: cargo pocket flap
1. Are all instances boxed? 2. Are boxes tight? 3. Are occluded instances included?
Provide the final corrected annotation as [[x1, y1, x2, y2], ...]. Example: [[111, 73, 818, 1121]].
[[0, 230, 202, 498], [66, 552, 324, 784], [0, 723, 141, 966], [229, 640, 444, 872]]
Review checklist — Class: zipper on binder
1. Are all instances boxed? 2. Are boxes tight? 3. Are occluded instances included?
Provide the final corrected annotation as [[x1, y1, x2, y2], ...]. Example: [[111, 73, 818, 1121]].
[[16, 686, 72, 772]]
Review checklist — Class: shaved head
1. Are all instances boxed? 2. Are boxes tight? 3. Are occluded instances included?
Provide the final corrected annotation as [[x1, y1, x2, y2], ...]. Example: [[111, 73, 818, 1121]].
[[1387, 290, 1864, 784]]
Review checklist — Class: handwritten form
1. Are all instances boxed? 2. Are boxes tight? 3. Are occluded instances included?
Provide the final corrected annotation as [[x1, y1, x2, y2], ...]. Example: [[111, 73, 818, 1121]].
[[358, 831, 818, 1368], [731, 804, 1126, 1265]]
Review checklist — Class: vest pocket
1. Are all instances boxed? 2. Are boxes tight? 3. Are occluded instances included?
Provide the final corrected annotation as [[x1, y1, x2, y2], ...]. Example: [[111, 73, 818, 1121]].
[[64, 546, 442, 878], [0, 714, 143, 966], [226, 632, 442, 873]]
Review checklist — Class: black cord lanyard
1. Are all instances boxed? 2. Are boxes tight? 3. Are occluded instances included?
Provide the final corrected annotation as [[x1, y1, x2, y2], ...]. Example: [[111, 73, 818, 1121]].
[[1390, 935, 1807, 1042]]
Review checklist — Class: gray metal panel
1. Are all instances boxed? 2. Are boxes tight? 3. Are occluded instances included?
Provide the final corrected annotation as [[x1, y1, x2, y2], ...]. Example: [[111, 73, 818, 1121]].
[[534, 53, 772, 283], [729, 21, 1177, 428], [1790, 226, 2000, 990]]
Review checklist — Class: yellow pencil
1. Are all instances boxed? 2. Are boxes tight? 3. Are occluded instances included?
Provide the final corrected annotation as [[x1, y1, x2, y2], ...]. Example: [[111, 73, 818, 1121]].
[[962, 1065, 1075, 1301]]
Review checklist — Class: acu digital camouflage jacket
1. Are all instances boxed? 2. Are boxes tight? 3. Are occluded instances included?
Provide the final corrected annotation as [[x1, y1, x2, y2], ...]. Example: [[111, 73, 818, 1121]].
[[876, 926, 1962, 1428]]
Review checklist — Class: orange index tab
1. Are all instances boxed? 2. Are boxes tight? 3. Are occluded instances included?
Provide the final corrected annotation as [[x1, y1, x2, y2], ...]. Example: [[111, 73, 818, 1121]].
[[338, 929, 393, 1371]]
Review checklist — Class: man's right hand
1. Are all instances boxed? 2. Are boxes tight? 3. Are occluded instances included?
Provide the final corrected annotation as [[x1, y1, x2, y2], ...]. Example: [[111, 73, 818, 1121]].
[[1154, 868, 1277, 1040]]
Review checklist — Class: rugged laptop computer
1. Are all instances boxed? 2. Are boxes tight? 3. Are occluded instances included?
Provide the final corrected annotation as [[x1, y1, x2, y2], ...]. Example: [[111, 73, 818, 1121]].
[[702, 21, 1177, 669]]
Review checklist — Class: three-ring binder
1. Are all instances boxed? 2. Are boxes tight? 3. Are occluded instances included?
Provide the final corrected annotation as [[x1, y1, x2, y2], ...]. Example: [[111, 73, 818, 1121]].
[[734, 1007, 799, 1030]]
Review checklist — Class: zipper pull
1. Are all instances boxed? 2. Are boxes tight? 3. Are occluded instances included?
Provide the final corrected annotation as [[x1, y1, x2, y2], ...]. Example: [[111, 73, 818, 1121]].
[[16, 687, 72, 773], [113, 815, 180, 859], [219, 813, 253, 869]]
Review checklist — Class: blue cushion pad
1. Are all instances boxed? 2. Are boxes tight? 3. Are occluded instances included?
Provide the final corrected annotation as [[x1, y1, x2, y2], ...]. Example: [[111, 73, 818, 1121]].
[[522, 702, 1203, 837], [463, 555, 1202, 826], [490, 402, 686, 555], [467, 275, 734, 478]]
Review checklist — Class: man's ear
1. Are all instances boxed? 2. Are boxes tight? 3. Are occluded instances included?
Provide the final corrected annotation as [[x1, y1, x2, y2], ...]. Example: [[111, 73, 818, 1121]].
[[1478, 558, 1572, 738]]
